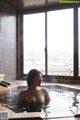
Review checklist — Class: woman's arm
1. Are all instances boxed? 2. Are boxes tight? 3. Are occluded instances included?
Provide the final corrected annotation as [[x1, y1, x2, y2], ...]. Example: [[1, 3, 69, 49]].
[[42, 88, 50, 106], [18, 91, 25, 103]]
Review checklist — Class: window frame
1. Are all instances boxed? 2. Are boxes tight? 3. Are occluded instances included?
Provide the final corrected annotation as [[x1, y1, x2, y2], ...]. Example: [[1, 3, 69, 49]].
[[17, 4, 80, 82]]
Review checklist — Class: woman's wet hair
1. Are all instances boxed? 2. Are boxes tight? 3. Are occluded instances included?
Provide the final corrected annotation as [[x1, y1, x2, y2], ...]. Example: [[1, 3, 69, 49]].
[[27, 69, 41, 87]]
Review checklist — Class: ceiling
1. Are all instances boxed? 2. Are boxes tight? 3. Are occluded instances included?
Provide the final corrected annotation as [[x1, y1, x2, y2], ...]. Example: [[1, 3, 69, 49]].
[[3, 0, 59, 10]]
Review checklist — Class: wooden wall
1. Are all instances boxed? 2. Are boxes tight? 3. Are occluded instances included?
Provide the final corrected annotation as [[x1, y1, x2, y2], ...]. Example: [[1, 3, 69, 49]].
[[0, 1, 16, 81]]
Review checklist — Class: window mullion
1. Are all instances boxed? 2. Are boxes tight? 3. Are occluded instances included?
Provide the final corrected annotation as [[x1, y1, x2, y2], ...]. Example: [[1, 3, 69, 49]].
[[74, 7, 78, 78], [45, 12, 48, 77]]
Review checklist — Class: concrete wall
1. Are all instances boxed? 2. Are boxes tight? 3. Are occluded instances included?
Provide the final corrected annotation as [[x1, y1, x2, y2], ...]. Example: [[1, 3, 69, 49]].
[[0, 1, 16, 81]]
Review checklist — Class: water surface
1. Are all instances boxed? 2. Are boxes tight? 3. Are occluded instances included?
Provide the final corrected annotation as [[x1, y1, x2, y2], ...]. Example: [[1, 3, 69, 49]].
[[0, 85, 80, 113]]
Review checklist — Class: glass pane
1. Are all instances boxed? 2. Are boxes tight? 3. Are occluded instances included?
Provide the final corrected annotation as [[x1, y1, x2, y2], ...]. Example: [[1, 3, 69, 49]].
[[23, 13, 45, 74], [47, 9, 73, 76]]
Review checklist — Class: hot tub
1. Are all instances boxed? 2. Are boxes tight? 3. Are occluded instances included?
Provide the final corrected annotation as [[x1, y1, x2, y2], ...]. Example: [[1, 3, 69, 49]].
[[0, 83, 80, 120]]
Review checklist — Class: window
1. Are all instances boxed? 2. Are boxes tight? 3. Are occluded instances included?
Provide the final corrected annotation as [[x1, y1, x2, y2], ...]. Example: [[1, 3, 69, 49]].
[[47, 9, 73, 76], [19, 6, 80, 80], [23, 13, 45, 74]]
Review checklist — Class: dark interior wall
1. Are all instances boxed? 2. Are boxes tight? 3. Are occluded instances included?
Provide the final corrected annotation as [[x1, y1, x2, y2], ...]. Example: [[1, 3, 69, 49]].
[[0, 1, 16, 81]]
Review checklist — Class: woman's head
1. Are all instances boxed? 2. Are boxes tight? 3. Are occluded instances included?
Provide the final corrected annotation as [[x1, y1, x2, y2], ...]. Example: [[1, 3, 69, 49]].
[[27, 69, 42, 87]]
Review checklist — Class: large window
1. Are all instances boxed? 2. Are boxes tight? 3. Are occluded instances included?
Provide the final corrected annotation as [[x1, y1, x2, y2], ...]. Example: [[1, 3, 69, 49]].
[[18, 6, 80, 80], [23, 13, 45, 74], [23, 8, 73, 76], [47, 9, 73, 76]]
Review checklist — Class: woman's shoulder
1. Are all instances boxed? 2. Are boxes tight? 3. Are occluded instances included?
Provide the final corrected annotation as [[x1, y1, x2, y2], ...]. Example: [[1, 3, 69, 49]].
[[18, 90, 28, 103], [18, 90, 28, 97], [20, 89, 27, 94], [40, 87, 49, 93]]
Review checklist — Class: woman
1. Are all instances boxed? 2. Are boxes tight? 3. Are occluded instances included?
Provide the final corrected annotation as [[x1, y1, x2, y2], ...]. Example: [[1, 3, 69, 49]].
[[18, 69, 50, 112]]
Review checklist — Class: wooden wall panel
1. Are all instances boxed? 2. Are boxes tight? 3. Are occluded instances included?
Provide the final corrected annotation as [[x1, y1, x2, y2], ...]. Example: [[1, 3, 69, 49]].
[[0, 1, 16, 81]]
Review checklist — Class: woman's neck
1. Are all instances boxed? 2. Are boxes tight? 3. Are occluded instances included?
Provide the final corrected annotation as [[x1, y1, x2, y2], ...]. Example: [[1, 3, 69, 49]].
[[28, 85, 40, 91]]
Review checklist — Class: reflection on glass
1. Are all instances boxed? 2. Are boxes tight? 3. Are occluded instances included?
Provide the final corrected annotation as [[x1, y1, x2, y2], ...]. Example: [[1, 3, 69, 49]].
[[47, 9, 73, 76], [23, 13, 45, 74]]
